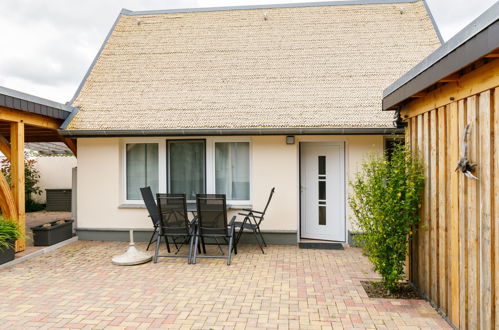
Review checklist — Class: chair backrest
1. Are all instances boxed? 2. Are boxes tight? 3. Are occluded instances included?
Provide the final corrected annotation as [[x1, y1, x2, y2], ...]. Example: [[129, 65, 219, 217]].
[[156, 194, 190, 235], [262, 187, 276, 215], [140, 186, 160, 226], [196, 194, 228, 237]]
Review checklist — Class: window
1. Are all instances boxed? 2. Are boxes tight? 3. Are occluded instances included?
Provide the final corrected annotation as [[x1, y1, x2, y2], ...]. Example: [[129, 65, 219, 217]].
[[215, 142, 250, 200], [126, 143, 159, 200], [167, 140, 205, 200], [122, 138, 251, 205]]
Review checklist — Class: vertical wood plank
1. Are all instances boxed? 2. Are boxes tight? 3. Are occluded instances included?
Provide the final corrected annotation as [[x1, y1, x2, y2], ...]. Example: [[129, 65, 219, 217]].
[[449, 101, 460, 325], [437, 106, 448, 314], [493, 88, 499, 330], [411, 117, 419, 283], [429, 110, 438, 303], [423, 112, 431, 295], [10, 122, 25, 252], [493, 87, 498, 330], [405, 124, 411, 279], [479, 90, 492, 330], [457, 99, 468, 329], [467, 95, 479, 329], [446, 103, 453, 319], [417, 115, 425, 290]]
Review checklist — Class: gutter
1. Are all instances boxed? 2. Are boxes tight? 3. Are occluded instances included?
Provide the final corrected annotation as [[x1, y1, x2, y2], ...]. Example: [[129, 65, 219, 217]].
[[59, 127, 404, 137]]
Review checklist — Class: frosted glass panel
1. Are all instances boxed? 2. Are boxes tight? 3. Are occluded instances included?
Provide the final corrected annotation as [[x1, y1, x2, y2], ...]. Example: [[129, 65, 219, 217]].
[[168, 140, 205, 200], [215, 142, 250, 200], [126, 143, 158, 200], [319, 206, 326, 225]]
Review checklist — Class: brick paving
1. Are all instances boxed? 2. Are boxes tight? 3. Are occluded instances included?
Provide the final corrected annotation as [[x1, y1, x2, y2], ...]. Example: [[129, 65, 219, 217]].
[[0, 241, 449, 329]]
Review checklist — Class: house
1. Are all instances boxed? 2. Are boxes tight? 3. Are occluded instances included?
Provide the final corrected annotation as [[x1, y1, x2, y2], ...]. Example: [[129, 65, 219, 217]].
[[60, 0, 441, 244], [382, 3, 498, 329]]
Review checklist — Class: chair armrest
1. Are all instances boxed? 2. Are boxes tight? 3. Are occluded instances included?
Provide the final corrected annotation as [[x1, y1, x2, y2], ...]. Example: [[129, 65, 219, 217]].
[[238, 212, 251, 217], [249, 210, 264, 214], [229, 215, 237, 226]]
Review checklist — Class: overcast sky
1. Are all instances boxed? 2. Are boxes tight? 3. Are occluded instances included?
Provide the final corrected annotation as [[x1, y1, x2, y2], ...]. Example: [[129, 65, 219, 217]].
[[0, 0, 496, 103]]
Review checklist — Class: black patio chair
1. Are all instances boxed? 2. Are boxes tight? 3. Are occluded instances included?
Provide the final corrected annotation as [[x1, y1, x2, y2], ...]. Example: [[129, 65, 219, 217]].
[[154, 193, 195, 264], [234, 187, 275, 254], [140, 186, 165, 251], [191, 194, 236, 265]]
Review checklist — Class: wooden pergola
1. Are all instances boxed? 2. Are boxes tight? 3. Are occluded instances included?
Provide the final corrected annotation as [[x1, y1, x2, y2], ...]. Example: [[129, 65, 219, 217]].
[[0, 87, 76, 251]]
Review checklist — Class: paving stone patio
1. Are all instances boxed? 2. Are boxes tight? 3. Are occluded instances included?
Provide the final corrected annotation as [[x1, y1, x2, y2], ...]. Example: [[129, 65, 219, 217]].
[[0, 241, 449, 329]]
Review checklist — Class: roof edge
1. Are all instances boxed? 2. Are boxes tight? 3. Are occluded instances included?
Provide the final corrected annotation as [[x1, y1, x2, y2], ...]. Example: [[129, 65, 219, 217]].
[[59, 127, 403, 137], [69, 11, 123, 105], [383, 1, 499, 100], [60, 107, 81, 130], [0, 85, 74, 112], [121, 0, 419, 16], [422, 0, 443, 44]]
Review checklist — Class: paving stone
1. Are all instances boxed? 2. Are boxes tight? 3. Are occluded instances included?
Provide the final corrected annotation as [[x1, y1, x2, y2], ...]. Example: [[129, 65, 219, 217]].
[[0, 241, 450, 329]]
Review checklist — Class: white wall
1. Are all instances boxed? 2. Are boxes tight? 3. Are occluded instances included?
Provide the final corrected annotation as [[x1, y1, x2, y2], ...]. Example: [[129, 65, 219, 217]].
[[76, 136, 384, 238], [32, 155, 77, 203]]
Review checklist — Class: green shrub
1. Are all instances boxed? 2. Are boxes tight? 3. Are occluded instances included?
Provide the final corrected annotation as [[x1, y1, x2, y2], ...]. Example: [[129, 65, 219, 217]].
[[1, 152, 43, 211], [349, 144, 424, 292], [0, 217, 23, 251]]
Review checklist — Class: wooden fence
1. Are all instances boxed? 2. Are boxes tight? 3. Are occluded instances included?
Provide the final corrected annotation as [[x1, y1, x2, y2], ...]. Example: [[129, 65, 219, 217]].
[[402, 60, 498, 329]]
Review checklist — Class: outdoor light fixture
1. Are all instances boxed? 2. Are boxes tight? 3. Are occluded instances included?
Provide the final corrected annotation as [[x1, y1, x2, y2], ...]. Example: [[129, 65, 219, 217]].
[[286, 136, 295, 145]]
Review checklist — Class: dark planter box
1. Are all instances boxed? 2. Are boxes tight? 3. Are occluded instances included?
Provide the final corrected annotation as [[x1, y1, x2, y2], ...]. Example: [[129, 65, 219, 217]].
[[31, 220, 74, 246], [0, 241, 15, 265]]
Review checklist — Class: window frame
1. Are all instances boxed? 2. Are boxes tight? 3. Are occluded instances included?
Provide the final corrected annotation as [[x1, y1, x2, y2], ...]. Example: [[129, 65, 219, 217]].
[[166, 139, 207, 202], [208, 137, 252, 206], [121, 138, 166, 205]]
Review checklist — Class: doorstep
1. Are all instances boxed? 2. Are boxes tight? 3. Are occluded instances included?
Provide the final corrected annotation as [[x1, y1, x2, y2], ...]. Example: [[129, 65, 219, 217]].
[[298, 239, 345, 250]]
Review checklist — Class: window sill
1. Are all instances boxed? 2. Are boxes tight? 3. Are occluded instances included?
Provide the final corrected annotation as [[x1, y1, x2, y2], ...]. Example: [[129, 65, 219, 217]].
[[119, 204, 146, 209], [118, 203, 252, 210]]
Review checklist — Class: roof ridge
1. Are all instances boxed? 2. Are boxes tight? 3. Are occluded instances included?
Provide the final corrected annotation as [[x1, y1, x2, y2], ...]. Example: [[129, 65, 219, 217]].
[[121, 0, 419, 16]]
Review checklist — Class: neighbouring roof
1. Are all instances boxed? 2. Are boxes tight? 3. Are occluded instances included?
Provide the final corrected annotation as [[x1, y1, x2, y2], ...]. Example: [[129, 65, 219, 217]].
[[64, 0, 441, 134], [0, 85, 75, 120], [383, 2, 499, 110], [26, 142, 72, 155]]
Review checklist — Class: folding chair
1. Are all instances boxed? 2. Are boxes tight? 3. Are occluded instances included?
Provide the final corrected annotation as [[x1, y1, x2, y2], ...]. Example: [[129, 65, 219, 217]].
[[154, 193, 195, 263], [140, 186, 164, 251], [234, 187, 275, 253], [191, 194, 236, 265]]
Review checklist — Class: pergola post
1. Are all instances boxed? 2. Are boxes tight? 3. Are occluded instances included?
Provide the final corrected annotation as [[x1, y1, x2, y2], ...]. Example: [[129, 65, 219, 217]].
[[10, 121, 25, 252]]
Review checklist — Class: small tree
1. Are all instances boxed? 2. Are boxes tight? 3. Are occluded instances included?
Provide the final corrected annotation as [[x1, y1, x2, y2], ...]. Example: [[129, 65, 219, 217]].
[[349, 144, 424, 292], [1, 152, 43, 210]]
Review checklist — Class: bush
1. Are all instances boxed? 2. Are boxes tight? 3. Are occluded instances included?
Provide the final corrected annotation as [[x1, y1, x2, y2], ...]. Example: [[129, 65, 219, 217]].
[[1, 152, 43, 211], [0, 217, 23, 251], [349, 144, 424, 292]]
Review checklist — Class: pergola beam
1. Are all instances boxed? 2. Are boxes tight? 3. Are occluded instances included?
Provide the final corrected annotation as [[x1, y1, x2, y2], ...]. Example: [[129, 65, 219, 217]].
[[10, 122, 25, 252], [60, 137, 77, 156], [0, 106, 61, 130], [0, 134, 11, 160]]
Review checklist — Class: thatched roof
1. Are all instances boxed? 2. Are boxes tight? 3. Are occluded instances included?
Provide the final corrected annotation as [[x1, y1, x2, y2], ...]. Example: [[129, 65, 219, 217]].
[[66, 0, 441, 132]]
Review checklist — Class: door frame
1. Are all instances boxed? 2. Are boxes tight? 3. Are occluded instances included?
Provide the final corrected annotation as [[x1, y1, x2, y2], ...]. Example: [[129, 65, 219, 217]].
[[298, 140, 347, 242]]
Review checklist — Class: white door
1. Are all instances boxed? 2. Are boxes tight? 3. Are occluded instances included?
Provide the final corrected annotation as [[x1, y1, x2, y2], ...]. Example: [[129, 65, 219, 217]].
[[300, 142, 345, 241]]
